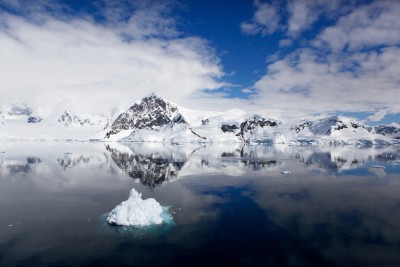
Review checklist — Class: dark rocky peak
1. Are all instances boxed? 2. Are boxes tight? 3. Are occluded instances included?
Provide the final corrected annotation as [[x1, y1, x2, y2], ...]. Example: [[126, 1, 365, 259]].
[[220, 115, 278, 135], [106, 94, 188, 138], [58, 111, 76, 126], [293, 121, 313, 133], [130, 94, 177, 115], [221, 124, 239, 133], [232, 115, 280, 141], [27, 116, 43, 123], [240, 115, 279, 130]]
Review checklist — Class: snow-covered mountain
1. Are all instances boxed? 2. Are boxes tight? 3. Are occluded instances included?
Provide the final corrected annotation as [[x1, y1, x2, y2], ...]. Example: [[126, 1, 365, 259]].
[[0, 105, 108, 141], [101, 94, 203, 142], [98, 95, 397, 145], [56, 110, 104, 127], [369, 125, 400, 140], [287, 116, 393, 145], [99, 94, 287, 143], [0, 95, 398, 144], [188, 114, 282, 143]]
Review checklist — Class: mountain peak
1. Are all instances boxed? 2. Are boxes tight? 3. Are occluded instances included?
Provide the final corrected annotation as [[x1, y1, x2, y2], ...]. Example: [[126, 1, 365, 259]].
[[57, 110, 101, 127], [105, 94, 187, 139]]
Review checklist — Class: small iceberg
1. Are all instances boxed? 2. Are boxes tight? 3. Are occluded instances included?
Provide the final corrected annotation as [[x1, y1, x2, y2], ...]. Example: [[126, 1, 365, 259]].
[[107, 188, 169, 227], [281, 170, 292, 174]]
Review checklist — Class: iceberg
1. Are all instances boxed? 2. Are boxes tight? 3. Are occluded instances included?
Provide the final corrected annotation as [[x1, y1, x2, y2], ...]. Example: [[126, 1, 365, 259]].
[[107, 188, 166, 227]]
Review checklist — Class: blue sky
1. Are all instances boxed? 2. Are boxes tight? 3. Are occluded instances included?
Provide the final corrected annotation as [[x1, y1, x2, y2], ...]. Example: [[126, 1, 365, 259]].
[[0, 0, 399, 125]]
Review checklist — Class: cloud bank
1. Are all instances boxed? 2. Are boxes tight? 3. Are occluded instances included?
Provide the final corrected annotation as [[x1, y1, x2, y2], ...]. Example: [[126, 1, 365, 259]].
[[0, 0, 399, 125], [241, 0, 400, 122], [0, 0, 223, 116]]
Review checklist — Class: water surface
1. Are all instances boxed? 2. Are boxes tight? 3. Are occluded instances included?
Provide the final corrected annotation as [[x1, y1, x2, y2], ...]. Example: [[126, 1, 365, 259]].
[[0, 142, 399, 266]]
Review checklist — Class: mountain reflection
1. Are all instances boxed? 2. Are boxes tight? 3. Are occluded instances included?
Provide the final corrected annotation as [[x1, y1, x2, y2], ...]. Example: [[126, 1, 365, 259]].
[[0, 143, 399, 182], [1, 157, 42, 176], [57, 154, 91, 170], [105, 144, 186, 187], [104, 144, 400, 186]]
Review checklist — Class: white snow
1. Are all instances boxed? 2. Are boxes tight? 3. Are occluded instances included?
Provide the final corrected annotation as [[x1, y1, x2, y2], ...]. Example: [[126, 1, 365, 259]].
[[107, 188, 165, 227], [0, 96, 399, 145], [281, 171, 292, 174], [0, 109, 108, 141]]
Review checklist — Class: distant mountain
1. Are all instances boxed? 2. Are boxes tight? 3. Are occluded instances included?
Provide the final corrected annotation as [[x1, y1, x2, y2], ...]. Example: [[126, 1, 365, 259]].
[[27, 116, 43, 123], [288, 116, 390, 145], [0, 107, 108, 141], [369, 125, 400, 139], [57, 110, 103, 127], [0, 95, 398, 144], [100, 96, 397, 145]]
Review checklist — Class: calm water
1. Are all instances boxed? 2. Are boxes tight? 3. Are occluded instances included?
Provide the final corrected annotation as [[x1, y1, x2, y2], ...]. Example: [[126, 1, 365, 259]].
[[0, 142, 399, 267]]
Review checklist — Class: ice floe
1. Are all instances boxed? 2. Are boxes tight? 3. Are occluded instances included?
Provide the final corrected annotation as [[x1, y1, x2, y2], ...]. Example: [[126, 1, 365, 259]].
[[107, 188, 166, 227]]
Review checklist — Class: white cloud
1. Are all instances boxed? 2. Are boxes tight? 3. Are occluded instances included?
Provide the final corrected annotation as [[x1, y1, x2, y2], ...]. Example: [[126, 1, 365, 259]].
[[287, 0, 315, 37], [317, 0, 400, 51], [251, 47, 400, 121], [241, 0, 343, 37], [239, 0, 400, 122], [0, 1, 223, 116], [367, 109, 390, 122], [287, 0, 341, 37], [240, 0, 281, 36], [278, 38, 293, 47]]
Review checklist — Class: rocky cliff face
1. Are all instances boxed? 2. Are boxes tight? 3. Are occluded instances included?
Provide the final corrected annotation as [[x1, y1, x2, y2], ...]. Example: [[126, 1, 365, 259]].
[[105, 94, 188, 139]]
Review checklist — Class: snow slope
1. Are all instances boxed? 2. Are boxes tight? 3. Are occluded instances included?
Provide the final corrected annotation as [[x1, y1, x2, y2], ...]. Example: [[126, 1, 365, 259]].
[[0, 95, 398, 145], [370, 125, 400, 140], [0, 107, 108, 141], [100, 95, 397, 145], [287, 116, 394, 145]]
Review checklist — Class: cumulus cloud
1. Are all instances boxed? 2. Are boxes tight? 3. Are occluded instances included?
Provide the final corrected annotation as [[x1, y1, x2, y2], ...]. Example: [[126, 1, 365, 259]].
[[367, 109, 390, 122], [287, 0, 316, 37], [241, 0, 343, 37], [317, 0, 400, 51], [251, 45, 400, 121], [240, 0, 282, 36], [0, 0, 223, 116], [278, 38, 293, 47], [240, 0, 400, 122], [286, 0, 342, 37]]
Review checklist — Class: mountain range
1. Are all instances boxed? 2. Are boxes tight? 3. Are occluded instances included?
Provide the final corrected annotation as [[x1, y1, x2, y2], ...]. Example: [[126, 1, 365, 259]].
[[0, 94, 399, 145]]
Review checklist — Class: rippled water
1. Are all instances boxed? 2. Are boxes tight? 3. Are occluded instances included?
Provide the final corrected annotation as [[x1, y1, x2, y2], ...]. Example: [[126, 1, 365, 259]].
[[0, 142, 399, 267]]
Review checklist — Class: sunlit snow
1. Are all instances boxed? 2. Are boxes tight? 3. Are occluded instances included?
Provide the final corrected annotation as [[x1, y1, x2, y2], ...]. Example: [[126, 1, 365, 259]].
[[107, 188, 169, 227]]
